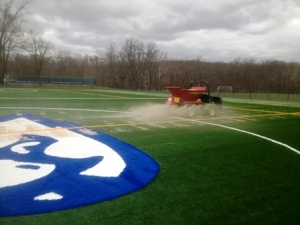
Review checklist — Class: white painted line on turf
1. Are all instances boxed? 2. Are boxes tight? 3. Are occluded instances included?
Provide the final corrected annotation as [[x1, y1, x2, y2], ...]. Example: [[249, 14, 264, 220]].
[[0, 97, 164, 100], [0, 89, 38, 92], [2, 106, 299, 155], [171, 116, 300, 155], [0, 107, 131, 114], [224, 98, 300, 108]]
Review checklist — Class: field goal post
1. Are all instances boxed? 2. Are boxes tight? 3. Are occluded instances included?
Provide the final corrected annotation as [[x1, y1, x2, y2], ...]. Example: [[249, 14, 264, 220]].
[[215, 86, 233, 93]]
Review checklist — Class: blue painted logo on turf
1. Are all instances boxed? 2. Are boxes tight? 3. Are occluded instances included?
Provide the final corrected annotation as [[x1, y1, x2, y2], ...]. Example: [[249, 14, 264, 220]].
[[0, 113, 160, 217]]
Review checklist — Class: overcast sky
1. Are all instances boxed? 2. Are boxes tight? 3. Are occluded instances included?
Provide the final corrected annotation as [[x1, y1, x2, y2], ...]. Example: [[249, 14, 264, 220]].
[[13, 0, 300, 62]]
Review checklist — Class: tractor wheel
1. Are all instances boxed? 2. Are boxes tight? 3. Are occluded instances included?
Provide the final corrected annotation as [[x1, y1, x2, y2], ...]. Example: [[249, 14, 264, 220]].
[[208, 105, 217, 117]]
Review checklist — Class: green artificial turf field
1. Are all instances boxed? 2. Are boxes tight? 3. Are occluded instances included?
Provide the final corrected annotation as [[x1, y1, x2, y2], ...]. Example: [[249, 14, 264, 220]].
[[0, 87, 300, 225]]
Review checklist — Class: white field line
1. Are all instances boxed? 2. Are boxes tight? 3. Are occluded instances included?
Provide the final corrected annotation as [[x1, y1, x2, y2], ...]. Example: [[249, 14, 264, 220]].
[[230, 119, 246, 122], [1, 106, 299, 155], [0, 107, 131, 114], [224, 98, 300, 108], [148, 124, 166, 129], [85, 89, 169, 97], [170, 116, 300, 155], [0, 89, 38, 92], [0, 97, 164, 100]]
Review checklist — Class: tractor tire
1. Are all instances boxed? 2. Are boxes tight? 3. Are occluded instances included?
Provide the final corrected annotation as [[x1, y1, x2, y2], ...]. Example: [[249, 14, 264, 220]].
[[208, 105, 217, 117]]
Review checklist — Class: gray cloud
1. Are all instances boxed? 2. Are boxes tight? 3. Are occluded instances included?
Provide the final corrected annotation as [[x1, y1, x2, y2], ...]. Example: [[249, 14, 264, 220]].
[[13, 0, 300, 62]]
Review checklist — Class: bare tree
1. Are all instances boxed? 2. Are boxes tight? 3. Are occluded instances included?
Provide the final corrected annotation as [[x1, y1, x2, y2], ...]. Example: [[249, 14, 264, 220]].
[[119, 38, 145, 90], [100, 43, 119, 87], [68, 53, 88, 81], [11, 53, 31, 79], [142, 42, 168, 91], [54, 50, 71, 78], [286, 62, 300, 93], [88, 54, 103, 86], [0, 0, 29, 84], [27, 32, 52, 86]]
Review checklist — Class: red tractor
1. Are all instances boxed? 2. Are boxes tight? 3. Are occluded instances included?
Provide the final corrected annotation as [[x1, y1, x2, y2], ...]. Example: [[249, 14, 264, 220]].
[[165, 81, 223, 116]]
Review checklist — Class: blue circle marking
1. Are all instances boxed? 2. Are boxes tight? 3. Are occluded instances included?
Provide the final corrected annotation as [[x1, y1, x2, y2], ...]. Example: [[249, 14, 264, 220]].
[[0, 113, 160, 217]]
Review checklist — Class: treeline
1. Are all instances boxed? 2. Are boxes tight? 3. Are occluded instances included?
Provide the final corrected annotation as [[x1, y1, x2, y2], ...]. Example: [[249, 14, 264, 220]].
[[1, 1, 300, 93], [9, 45, 300, 93]]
